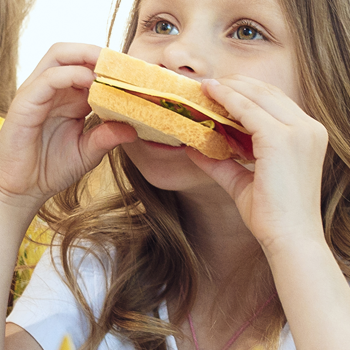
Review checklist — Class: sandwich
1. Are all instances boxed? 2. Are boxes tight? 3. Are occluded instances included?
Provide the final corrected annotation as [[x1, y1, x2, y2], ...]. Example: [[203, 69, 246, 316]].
[[88, 48, 253, 161]]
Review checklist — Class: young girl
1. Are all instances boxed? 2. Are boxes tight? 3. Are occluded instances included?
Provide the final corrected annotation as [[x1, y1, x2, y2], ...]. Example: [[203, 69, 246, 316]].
[[2, 0, 350, 349]]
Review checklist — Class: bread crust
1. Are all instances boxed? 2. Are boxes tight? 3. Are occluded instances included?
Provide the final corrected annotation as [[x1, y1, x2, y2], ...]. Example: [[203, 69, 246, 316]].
[[95, 48, 229, 118], [88, 82, 236, 160]]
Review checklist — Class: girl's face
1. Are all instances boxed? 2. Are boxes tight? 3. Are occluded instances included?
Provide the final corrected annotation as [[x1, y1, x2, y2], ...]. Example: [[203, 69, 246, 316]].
[[123, 0, 300, 192]]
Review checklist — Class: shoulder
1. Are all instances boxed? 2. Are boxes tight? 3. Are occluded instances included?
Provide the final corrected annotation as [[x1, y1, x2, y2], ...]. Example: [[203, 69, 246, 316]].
[[279, 323, 296, 350], [7, 243, 116, 350]]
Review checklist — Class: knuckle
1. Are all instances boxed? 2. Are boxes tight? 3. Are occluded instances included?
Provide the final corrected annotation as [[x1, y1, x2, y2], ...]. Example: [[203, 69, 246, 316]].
[[309, 119, 329, 141], [48, 42, 64, 55], [266, 83, 282, 95], [317, 122, 328, 137], [41, 66, 57, 80], [315, 123, 329, 147], [255, 84, 280, 99], [237, 96, 258, 112], [296, 120, 329, 153]]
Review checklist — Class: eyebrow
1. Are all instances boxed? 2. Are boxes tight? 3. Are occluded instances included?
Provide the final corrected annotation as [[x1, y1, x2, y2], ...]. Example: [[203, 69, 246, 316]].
[[142, 0, 278, 6], [141, 0, 283, 15]]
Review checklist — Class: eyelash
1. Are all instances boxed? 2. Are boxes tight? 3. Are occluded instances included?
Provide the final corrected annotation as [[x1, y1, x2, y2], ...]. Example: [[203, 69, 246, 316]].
[[140, 15, 267, 41], [230, 19, 267, 41], [141, 15, 167, 31]]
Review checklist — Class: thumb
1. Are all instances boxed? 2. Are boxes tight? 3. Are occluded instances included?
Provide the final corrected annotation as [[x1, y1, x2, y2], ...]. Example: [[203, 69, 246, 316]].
[[80, 122, 137, 169], [185, 147, 254, 200]]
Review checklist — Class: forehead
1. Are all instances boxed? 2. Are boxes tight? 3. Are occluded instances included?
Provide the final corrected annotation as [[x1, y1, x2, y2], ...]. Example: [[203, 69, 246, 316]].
[[139, 0, 284, 13], [138, 0, 287, 27]]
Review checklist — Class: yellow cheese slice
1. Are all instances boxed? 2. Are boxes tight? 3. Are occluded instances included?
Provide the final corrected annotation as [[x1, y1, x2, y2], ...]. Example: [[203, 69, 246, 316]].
[[96, 76, 250, 135], [58, 335, 76, 350]]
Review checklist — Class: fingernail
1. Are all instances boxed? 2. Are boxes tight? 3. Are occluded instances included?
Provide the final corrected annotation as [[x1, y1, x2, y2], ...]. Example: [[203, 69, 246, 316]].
[[206, 79, 220, 86]]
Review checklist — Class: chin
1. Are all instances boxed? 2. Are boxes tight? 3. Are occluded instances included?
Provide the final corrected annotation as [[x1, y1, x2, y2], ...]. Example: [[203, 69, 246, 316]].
[[122, 139, 215, 192]]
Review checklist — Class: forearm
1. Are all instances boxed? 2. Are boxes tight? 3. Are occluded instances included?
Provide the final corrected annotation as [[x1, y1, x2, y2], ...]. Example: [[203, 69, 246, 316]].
[[265, 234, 350, 350], [0, 203, 37, 349]]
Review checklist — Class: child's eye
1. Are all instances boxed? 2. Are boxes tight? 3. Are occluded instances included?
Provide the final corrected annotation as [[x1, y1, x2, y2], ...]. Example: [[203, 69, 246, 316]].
[[141, 16, 180, 36], [230, 21, 266, 41], [233, 26, 263, 40], [154, 21, 179, 35]]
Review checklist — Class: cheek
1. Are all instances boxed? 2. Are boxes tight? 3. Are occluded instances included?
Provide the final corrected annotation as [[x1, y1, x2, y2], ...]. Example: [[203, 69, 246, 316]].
[[127, 39, 146, 60], [250, 57, 302, 106], [127, 39, 158, 64], [217, 50, 302, 106], [127, 40, 140, 56], [266, 62, 302, 106]]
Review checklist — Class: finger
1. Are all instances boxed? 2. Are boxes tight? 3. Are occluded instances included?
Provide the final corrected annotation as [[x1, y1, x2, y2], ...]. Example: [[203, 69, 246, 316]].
[[202, 79, 284, 135], [201, 79, 327, 159], [20, 43, 101, 88], [9, 65, 96, 127], [79, 122, 138, 170], [48, 85, 92, 120], [218, 75, 310, 122], [185, 147, 253, 201], [202, 77, 310, 128]]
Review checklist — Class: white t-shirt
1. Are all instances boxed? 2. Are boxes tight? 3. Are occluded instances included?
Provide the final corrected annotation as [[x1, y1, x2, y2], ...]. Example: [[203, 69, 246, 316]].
[[7, 248, 296, 350]]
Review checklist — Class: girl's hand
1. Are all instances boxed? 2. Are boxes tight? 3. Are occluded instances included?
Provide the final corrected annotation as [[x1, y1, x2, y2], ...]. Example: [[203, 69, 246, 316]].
[[0, 43, 137, 214], [186, 76, 328, 252]]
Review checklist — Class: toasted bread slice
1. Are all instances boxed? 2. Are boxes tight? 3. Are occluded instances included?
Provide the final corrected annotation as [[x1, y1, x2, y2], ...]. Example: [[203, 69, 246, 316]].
[[89, 82, 236, 160], [94, 49, 229, 118], [89, 48, 253, 161]]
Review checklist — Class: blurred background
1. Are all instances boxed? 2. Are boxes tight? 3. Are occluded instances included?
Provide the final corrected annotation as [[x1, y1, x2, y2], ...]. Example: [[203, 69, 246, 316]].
[[18, 0, 133, 86]]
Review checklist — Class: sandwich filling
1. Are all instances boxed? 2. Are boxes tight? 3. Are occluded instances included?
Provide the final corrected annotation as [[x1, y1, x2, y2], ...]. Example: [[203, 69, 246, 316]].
[[95, 77, 254, 160]]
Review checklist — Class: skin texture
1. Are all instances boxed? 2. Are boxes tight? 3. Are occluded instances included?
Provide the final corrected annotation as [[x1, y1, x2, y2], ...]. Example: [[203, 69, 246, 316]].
[[1, 0, 350, 349]]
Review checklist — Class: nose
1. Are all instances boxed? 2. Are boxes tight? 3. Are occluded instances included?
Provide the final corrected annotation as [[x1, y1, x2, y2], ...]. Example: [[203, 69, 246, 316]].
[[159, 32, 214, 81]]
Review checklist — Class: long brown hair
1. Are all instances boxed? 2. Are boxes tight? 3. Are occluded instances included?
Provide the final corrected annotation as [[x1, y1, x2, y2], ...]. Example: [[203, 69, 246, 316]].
[[0, 0, 34, 117], [39, 0, 350, 349], [278, 0, 350, 275]]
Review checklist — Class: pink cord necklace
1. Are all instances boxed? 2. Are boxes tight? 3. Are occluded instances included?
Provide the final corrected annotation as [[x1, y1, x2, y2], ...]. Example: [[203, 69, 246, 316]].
[[188, 291, 277, 350]]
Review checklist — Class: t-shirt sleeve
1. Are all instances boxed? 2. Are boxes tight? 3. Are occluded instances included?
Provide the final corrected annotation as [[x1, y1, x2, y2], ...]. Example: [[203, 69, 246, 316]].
[[6, 246, 110, 350]]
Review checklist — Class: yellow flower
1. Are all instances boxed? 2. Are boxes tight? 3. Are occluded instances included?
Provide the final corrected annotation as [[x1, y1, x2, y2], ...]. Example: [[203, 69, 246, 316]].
[[23, 218, 51, 268], [59, 335, 76, 350], [14, 217, 52, 299]]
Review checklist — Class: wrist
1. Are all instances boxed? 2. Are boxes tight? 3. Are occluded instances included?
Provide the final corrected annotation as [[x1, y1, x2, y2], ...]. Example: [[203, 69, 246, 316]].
[[263, 229, 350, 350], [0, 192, 42, 231], [259, 221, 328, 262]]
